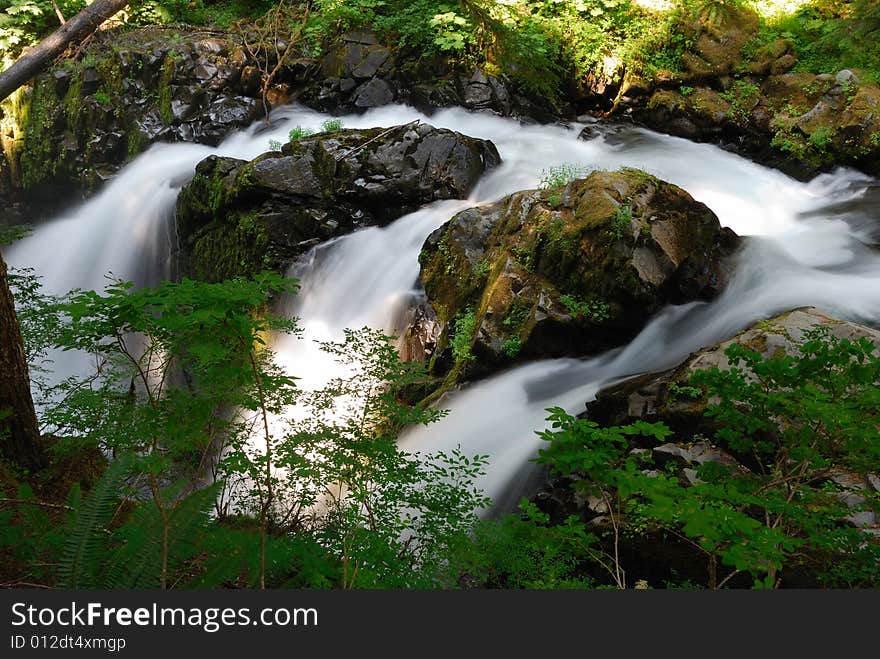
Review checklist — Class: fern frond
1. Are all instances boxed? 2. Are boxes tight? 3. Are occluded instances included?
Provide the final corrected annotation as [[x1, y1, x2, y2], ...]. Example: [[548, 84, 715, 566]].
[[103, 481, 221, 589], [58, 455, 132, 588]]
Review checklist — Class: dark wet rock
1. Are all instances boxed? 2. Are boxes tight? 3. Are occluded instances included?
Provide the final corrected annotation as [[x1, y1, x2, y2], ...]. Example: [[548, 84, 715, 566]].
[[304, 30, 568, 121], [175, 123, 500, 282], [4, 28, 288, 195], [413, 168, 739, 380], [6, 26, 564, 201], [353, 78, 395, 108]]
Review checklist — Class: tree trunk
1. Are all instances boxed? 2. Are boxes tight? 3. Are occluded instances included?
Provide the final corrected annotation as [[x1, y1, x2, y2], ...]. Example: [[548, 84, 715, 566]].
[[0, 0, 130, 103], [0, 250, 44, 470]]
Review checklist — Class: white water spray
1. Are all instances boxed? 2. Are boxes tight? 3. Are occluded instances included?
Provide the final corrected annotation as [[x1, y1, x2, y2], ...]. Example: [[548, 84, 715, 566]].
[[7, 104, 879, 508]]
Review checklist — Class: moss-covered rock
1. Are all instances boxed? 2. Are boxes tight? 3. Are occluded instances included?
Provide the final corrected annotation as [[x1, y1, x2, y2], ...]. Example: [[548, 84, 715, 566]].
[[305, 31, 569, 122], [175, 122, 500, 281], [0, 28, 277, 200], [616, 7, 880, 178], [414, 168, 739, 381]]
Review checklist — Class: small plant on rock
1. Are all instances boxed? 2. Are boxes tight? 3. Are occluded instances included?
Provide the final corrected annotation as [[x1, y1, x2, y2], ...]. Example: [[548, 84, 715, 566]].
[[539, 164, 587, 190]]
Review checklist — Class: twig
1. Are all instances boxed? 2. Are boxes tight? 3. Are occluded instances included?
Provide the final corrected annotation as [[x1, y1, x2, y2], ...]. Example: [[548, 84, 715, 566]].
[[336, 120, 420, 162], [0, 498, 74, 511], [0, 581, 54, 589], [52, 0, 66, 25]]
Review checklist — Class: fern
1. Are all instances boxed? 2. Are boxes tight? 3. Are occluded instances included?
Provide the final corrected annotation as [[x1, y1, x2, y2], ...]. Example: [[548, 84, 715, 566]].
[[57, 455, 133, 588], [103, 481, 221, 589], [15, 484, 52, 544]]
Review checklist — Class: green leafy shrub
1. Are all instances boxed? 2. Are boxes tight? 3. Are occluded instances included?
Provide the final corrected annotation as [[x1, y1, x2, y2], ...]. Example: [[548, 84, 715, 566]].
[[539, 164, 587, 190], [451, 307, 477, 364], [501, 336, 522, 358], [559, 294, 610, 322], [320, 118, 344, 132], [289, 125, 315, 141], [3, 274, 490, 589], [607, 201, 632, 240], [535, 326, 880, 588]]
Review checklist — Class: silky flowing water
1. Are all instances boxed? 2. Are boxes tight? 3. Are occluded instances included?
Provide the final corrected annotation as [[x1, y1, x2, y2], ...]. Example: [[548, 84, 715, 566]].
[[7, 103, 880, 508]]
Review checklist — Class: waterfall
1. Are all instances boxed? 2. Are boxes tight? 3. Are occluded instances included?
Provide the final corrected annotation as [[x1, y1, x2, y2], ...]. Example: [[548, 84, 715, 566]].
[[7, 103, 879, 508]]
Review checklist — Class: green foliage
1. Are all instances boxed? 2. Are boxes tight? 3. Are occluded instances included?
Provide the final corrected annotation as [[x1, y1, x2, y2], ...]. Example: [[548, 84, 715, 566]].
[[307, 0, 565, 99], [58, 455, 133, 588], [501, 336, 522, 358], [539, 164, 586, 190], [0, 0, 85, 55], [608, 201, 632, 240], [451, 307, 477, 364], [444, 500, 597, 588], [289, 125, 315, 141], [473, 258, 491, 278], [501, 297, 531, 329], [720, 79, 760, 124], [218, 326, 489, 587], [0, 224, 29, 245], [320, 117, 344, 132], [770, 128, 808, 159], [535, 327, 880, 588], [668, 382, 702, 400], [764, 0, 880, 83], [267, 138, 282, 151], [808, 126, 832, 150], [91, 90, 111, 106], [102, 480, 225, 588], [429, 11, 472, 52], [559, 294, 609, 322], [8, 273, 489, 589]]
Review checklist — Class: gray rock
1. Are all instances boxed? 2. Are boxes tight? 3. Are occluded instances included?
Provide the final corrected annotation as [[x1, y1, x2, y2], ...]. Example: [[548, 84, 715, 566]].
[[351, 47, 390, 79], [464, 81, 493, 107], [81, 66, 102, 94], [836, 69, 860, 85], [53, 69, 71, 96], [845, 511, 877, 528], [194, 62, 218, 81], [252, 155, 325, 197], [353, 78, 394, 108], [344, 30, 379, 45], [653, 443, 694, 466]]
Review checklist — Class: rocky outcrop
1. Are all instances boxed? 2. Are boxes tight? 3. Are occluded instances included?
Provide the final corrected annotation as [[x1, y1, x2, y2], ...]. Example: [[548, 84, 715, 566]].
[[0, 28, 283, 197], [303, 31, 567, 123], [175, 122, 500, 282], [612, 10, 880, 178], [413, 168, 739, 379], [586, 307, 880, 434], [0, 26, 563, 206]]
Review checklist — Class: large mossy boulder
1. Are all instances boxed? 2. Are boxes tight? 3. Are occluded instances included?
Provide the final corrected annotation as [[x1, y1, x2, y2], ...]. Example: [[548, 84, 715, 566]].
[[175, 122, 500, 282], [414, 168, 739, 380]]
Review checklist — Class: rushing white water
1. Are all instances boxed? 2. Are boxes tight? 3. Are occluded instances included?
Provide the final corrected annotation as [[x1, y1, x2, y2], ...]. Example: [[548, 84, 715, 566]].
[[6, 103, 880, 508]]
